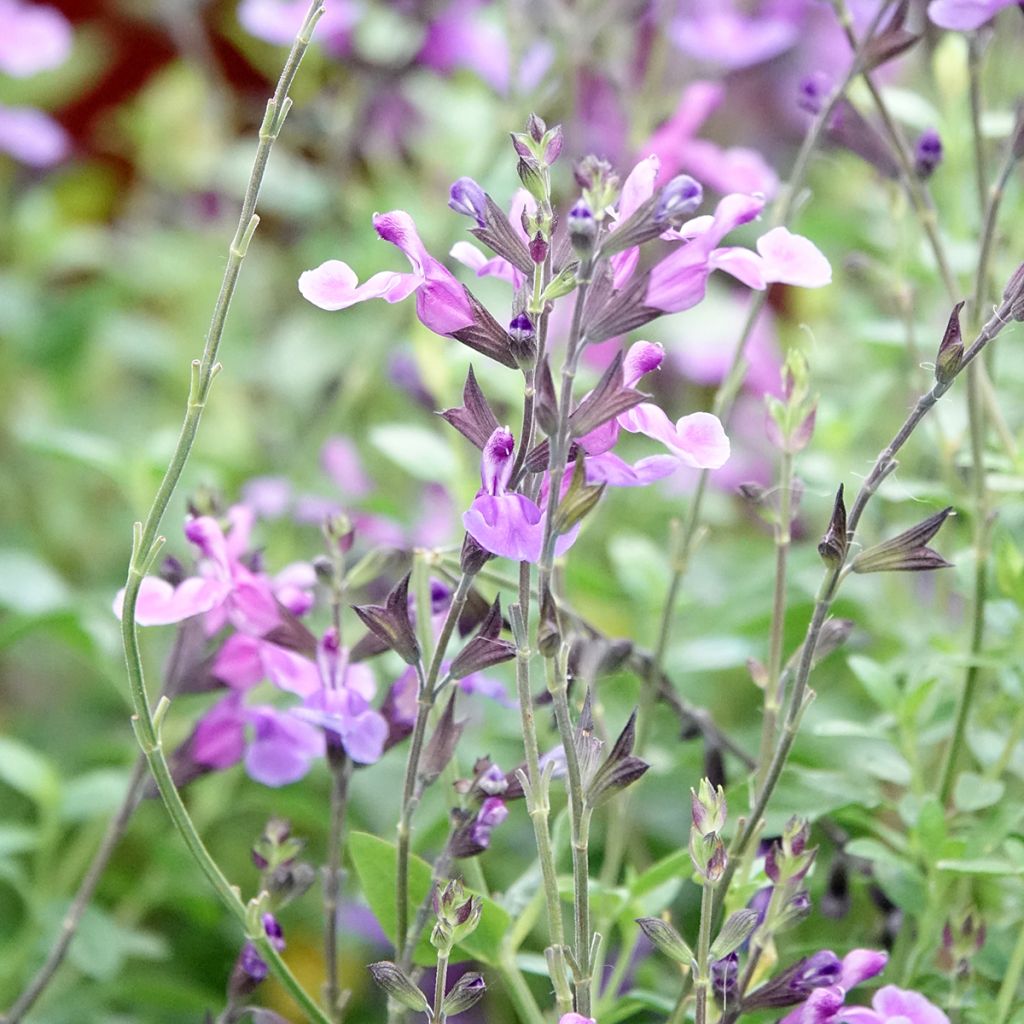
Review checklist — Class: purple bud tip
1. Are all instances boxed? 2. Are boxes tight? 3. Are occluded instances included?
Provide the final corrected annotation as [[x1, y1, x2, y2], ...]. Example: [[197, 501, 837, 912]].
[[481, 427, 515, 495], [569, 199, 594, 224], [509, 312, 535, 340], [798, 71, 832, 115], [240, 943, 269, 981], [793, 951, 842, 993], [322, 627, 341, 653], [655, 175, 703, 223], [914, 128, 943, 179], [449, 177, 488, 228]]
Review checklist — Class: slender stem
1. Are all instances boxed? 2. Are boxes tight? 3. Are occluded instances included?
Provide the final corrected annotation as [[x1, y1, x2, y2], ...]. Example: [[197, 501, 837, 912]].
[[323, 747, 352, 1021], [116, 6, 330, 1021], [693, 882, 715, 1024], [756, 451, 794, 793], [967, 36, 989, 222], [718, 303, 1013, 905], [995, 913, 1024, 1024], [1, 757, 147, 1024], [665, 975, 694, 1024], [396, 572, 475, 969], [546, 654, 593, 1016], [496, 952, 547, 1024], [509, 604, 572, 1016], [431, 952, 449, 1024]]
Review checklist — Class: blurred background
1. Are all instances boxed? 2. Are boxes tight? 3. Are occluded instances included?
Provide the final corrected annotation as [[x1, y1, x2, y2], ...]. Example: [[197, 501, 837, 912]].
[[2, 1, 1023, 1021]]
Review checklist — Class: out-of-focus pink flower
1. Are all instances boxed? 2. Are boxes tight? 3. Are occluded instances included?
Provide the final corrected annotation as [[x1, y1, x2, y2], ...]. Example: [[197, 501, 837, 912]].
[[417, 0, 509, 92], [0, 105, 70, 166], [321, 435, 372, 498], [927, 0, 1017, 29], [670, 2, 798, 70], [300, 211, 475, 337], [641, 82, 779, 197], [0, 0, 72, 77], [779, 949, 889, 1024], [837, 986, 950, 1024], [647, 194, 831, 314], [238, 0, 358, 55], [113, 506, 314, 633]]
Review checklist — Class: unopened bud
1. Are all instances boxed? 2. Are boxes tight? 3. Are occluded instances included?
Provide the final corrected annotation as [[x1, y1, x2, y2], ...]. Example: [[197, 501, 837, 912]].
[[449, 177, 488, 228], [913, 128, 943, 180], [508, 312, 537, 369], [442, 972, 487, 1016], [568, 199, 597, 257], [655, 175, 703, 224], [817, 484, 848, 567], [368, 961, 430, 1013], [935, 301, 964, 386]]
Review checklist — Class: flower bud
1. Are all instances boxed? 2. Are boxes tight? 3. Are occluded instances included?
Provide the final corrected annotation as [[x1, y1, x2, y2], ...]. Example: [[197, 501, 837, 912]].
[[442, 972, 487, 1016], [517, 157, 548, 204], [691, 778, 727, 837], [368, 961, 430, 1013], [1001, 261, 1024, 321], [508, 312, 537, 369], [913, 128, 943, 179], [636, 917, 694, 964], [352, 572, 420, 666], [935, 301, 964, 386], [817, 484, 848, 567], [654, 175, 703, 225], [711, 953, 739, 1004], [529, 231, 548, 264], [798, 71, 831, 115], [449, 177, 488, 228], [568, 198, 597, 258]]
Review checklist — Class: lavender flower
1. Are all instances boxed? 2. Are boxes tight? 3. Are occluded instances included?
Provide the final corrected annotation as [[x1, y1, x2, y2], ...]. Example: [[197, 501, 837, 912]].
[[238, 0, 357, 55], [0, 104, 70, 167], [778, 949, 889, 1024], [0, 0, 72, 77], [928, 0, 1018, 30]]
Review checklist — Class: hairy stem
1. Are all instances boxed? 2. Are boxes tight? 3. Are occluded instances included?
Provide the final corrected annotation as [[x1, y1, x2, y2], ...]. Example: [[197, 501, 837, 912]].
[[323, 747, 352, 1021]]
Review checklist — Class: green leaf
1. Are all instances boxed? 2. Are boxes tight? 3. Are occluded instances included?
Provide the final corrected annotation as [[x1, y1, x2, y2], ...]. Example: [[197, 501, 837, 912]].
[[628, 849, 690, 900], [369, 425, 457, 483], [0, 550, 69, 615], [844, 838, 910, 871], [847, 656, 901, 712], [60, 768, 133, 822], [0, 738, 60, 808], [0, 824, 37, 858], [953, 772, 1005, 813], [347, 831, 510, 966], [67, 906, 168, 981]]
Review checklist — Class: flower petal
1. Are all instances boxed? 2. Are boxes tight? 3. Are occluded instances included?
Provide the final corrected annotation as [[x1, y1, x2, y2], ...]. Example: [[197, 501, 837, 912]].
[[757, 227, 832, 288], [298, 259, 420, 311], [463, 493, 545, 563]]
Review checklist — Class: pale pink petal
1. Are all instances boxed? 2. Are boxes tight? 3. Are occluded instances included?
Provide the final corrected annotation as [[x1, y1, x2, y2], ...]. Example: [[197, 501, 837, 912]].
[[623, 341, 664, 386], [0, 0, 73, 77], [838, 949, 888, 990], [261, 642, 321, 696], [0, 105, 70, 166], [298, 259, 420, 311], [114, 576, 228, 626], [620, 405, 730, 469], [213, 633, 266, 689], [872, 987, 949, 1024], [226, 576, 281, 635], [708, 246, 768, 290], [245, 707, 324, 787], [584, 451, 680, 487], [193, 695, 248, 770], [927, 0, 1014, 30], [677, 139, 779, 198], [344, 662, 377, 702], [463, 493, 545, 563], [757, 227, 832, 287]]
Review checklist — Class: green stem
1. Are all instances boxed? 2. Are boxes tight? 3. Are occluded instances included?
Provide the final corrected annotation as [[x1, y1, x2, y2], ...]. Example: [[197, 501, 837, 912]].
[[496, 953, 546, 1024], [694, 882, 715, 1024], [756, 451, 794, 794], [509, 604, 572, 1016], [546, 655, 593, 1016], [323, 748, 352, 1021], [432, 952, 449, 1024], [117, 6, 330, 1021], [396, 572, 475, 969], [995, 916, 1024, 1024]]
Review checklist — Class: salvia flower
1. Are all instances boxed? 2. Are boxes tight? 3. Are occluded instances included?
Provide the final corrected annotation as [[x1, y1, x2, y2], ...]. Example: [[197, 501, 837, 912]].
[[778, 949, 889, 1024], [798, 72, 833, 116], [463, 427, 578, 563], [744, 951, 843, 1010], [299, 211, 478, 338]]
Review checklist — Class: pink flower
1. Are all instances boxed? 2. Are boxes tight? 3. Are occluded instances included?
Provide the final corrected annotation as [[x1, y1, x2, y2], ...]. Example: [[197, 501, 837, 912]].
[[927, 0, 1018, 30], [641, 82, 779, 198], [300, 211, 475, 337], [578, 341, 731, 487], [0, 0, 72, 77], [780, 949, 890, 1024], [463, 427, 578, 563], [669, 4, 798, 70], [838, 986, 950, 1024], [417, 0, 509, 93], [559, 1015, 596, 1024], [113, 505, 313, 634], [646, 194, 831, 314], [237, 0, 358, 55], [0, 105, 70, 167]]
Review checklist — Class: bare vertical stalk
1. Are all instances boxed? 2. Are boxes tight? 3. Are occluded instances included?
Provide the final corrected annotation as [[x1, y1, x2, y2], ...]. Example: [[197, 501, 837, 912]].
[[116, 5, 331, 1020]]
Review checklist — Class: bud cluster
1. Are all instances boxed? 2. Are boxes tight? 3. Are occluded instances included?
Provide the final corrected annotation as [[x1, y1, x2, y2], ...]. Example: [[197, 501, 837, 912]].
[[430, 878, 483, 956], [689, 778, 728, 883]]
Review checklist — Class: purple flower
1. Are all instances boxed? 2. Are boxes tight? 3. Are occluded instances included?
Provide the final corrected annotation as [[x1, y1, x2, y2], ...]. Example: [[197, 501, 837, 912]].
[[577, 341, 731, 487], [646, 194, 832, 315], [927, 0, 1018, 30], [238, 0, 358, 55], [0, 104, 70, 167], [837, 985, 950, 1024], [416, 0, 510, 93], [798, 72, 833, 116], [321, 435, 372, 498], [113, 506, 313, 633], [779, 949, 889, 1024], [0, 0, 72, 77], [669, 2, 798, 70], [462, 427, 578, 563], [641, 82, 779, 197], [450, 189, 534, 289], [299, 211, 476, 337]]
